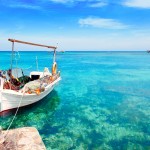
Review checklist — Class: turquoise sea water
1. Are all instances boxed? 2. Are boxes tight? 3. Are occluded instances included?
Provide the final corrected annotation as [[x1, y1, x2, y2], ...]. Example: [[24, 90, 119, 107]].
[[0, 51, 150, 149]]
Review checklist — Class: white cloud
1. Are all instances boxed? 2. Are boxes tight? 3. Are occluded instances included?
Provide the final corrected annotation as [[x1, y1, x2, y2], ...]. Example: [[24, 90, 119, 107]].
[[49, 0, 108, 7], [49, 0, 85, 4], [1, 30, 150, 51], [1, 34, 149, 51], [49, 0, 150, 9], [88, 2, 107, 8], [7, 4, 42, 10], [123, 0, 150, 9], [78, 17, 128, 29], [49, 0, 70, 4]]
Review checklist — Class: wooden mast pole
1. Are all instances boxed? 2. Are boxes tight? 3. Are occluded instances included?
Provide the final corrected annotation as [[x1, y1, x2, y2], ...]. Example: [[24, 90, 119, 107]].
[[53, 48, 56, 63], [53, 43, 58, 63], [10, 41, 14, 71]]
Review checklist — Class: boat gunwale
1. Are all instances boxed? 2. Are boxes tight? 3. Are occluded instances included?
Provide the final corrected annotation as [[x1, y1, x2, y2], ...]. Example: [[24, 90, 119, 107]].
[[1, 77, 61, 96]]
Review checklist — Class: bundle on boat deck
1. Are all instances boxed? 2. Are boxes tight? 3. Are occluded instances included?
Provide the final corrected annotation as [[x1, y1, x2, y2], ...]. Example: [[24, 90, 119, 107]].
[[22, 75, 50, 94], [21, 73, 59, 95]]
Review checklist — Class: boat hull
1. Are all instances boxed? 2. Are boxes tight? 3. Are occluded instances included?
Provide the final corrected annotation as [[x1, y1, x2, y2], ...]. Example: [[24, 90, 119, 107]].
[[0, 77, 61, 112]]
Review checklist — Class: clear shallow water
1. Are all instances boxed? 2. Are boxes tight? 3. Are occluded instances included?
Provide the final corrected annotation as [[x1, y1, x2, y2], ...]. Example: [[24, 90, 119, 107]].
[[0, 51, 150, 149]]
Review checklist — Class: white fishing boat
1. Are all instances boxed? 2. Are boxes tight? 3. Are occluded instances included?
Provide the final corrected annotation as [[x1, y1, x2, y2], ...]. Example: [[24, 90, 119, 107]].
[[0, 39, 61, 113]]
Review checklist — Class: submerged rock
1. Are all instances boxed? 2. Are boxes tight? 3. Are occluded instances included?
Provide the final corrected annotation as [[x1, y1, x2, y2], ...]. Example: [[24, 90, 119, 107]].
[[0, 127, 46, 150]]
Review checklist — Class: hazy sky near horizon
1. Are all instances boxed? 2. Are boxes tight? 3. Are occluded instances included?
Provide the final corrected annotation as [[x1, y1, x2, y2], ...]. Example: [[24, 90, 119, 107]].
[[0, 0, 150, 51]]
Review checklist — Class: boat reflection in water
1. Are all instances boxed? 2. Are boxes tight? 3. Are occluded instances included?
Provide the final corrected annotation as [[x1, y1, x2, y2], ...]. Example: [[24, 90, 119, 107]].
[[0, 90, 60, 129]]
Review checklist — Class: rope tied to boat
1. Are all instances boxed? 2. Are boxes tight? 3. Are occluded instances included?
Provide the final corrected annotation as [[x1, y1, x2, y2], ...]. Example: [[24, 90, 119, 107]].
[[0, 91, 26, 144]]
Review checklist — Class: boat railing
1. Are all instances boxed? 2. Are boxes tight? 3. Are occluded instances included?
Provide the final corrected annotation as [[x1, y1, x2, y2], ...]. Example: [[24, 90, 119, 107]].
[[0, 77, 5, 91]]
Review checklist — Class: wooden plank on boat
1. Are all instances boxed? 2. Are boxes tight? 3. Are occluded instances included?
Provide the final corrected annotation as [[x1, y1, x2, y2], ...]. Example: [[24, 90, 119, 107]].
[[8, 39, 57, 50]]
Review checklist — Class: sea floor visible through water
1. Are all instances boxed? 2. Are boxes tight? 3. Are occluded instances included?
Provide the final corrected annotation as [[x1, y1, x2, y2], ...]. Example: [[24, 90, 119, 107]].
[[0, 51, 150, 150]]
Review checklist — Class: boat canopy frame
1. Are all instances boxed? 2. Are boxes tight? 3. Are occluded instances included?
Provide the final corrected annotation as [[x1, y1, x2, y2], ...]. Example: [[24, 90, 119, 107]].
[[8, 38, 57, 70], [8, 39, 57, 50]]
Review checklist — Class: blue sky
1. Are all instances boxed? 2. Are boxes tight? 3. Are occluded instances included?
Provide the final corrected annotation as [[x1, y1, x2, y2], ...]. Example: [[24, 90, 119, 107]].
[[0, 0, 150, 50]]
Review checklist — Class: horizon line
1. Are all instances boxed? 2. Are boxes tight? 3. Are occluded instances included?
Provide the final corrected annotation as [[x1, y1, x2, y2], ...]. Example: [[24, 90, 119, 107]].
[[0, 50, 147, 52]]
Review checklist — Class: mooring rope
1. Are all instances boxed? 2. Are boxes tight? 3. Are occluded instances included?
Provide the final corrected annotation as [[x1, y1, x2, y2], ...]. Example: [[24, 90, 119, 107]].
[[2, 91, 25, 141]]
